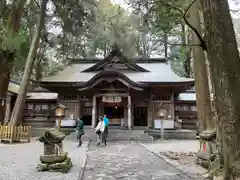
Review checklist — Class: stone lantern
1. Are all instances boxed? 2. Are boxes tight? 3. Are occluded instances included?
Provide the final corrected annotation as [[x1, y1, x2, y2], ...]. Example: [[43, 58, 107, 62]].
[[38, 129, 66, 155], [157, 107, 167, 140], [37, 130, 72, 173]]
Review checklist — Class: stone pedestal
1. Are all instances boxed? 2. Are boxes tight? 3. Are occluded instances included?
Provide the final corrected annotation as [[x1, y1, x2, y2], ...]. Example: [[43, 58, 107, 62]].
[[44, 142, 62, 155], [44, 143, 55, 155]]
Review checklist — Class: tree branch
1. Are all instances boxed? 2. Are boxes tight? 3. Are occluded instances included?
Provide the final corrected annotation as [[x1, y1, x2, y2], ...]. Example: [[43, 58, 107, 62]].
[[153, 38, 201, 47], [159, 0, 207, 51]]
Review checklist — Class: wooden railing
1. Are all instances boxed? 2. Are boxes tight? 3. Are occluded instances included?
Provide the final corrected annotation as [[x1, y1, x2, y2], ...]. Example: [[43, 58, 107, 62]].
[[0, 126, 31, 143]]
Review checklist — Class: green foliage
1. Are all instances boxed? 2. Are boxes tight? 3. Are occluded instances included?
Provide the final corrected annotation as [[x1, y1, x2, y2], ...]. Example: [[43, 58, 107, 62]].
[[151, 0, 185, 33], [128, 0, 192, 76], [2, 0, 194, 80], [1, 32, 26, 52], [50, 0, 140, 59]]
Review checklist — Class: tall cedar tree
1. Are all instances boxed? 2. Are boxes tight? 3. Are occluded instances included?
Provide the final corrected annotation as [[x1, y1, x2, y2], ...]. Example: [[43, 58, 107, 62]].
[[9, 0, 48, 125], [201, 0, 240, 179], [0, 0, 26, 123], [189, 0, 213, 130]]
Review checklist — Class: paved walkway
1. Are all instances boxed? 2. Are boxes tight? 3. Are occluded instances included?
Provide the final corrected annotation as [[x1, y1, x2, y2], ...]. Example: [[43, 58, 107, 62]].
[[142, 140, 200, 153], [82, 141, 194, 180], [140, 140, 207, 179], [0, 140, 88, 180]]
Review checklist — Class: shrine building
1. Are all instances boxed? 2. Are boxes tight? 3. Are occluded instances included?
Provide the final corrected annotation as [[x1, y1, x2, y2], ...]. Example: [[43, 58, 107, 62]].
[[31, 48, 196, 129]]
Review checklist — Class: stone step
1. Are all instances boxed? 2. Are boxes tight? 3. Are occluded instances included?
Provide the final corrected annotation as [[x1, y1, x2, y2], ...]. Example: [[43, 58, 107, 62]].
[[145, 129, 197, 140], [65, 131, 154, 142]]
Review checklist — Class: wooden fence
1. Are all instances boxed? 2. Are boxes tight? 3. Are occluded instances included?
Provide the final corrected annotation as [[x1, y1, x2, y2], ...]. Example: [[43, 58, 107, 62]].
[[0, 126, 31, 143]]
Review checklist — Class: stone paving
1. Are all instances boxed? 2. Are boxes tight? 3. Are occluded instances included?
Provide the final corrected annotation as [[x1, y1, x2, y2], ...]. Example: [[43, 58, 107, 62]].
[[82, 141, 195, 180], [0, 140, 88, 180], [141, 140, 200, 153], [139, 140, 207, 179]]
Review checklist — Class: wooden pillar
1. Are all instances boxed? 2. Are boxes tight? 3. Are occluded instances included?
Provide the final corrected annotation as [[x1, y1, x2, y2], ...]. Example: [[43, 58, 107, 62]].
[[79, 100, 83, 118], [147, 91, 153, 129], [128, 95, 132, 129], [76, 93, 80, 119], [171, 92, 176, 129], [147, 100, 153, 129], [91, 95, 96, 128], [4, 95, 11, 125]]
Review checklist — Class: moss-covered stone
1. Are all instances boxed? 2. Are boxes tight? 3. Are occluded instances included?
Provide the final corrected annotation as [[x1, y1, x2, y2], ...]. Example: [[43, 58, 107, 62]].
[[36, 163, 48, 171], [40, 152, 68, 164], [48, 157, 72, 173]]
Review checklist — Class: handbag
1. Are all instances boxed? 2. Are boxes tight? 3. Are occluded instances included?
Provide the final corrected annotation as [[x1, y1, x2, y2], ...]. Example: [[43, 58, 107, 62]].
[[95, 121, 102, 134]]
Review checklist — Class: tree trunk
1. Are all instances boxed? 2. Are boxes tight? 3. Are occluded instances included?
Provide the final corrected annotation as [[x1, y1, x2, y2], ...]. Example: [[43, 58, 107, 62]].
[[183, 48, 192, 78], [189, 0, 213, 130], [4, 95, 11, 124], [35, 58, 43, 81], [0, 0, 26, 124], [0, 57, 10, 124], [9, 0, 48, 126], [201, 0, 240, 179], [181, 22, 192, 78], [163, 32, 168, 58], [103, 44, 107, 58]]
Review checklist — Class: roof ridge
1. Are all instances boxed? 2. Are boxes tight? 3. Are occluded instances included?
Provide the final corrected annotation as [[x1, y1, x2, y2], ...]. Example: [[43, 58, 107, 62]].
[[70, 58, 168, 64]]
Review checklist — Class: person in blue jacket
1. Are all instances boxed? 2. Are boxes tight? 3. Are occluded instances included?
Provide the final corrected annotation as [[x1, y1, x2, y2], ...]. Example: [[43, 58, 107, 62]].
[[102, 114, 109, 145]]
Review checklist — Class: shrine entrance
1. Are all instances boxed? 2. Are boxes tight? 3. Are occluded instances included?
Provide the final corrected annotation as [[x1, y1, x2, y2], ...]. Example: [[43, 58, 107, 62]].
[[104, 103, 124, 126], [102, 95, 124, 126], [133, 104, 148, 126]]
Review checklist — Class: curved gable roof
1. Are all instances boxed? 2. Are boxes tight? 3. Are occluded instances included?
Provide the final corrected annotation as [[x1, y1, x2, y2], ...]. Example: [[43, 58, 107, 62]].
[[74, 70, 147, 91], [40, 48, 193, 84], [82, 48, 149, 72]]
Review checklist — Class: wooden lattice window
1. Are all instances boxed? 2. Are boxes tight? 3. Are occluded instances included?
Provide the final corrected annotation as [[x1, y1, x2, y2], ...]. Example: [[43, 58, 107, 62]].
[[83, 107, 92, 115], [152, 94, 171, 101], [63, 94, 77, 101]]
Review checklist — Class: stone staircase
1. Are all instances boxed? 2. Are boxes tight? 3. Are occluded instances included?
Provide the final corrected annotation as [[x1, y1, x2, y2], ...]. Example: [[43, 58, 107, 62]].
[[65, 128, 153, 143], [30, 127, 153, 142]]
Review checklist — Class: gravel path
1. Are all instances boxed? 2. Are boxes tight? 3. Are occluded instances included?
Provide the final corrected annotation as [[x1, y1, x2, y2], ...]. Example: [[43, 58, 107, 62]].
[[82, 141, 193, 180], [0, 140, 88, 180]]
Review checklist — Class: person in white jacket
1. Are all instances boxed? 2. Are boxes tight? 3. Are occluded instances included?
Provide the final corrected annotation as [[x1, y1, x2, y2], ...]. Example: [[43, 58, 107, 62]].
[[95, 117, 105, 146]]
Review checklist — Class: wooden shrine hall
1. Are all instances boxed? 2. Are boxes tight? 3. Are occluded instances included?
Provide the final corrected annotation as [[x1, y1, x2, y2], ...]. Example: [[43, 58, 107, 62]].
[[34, 48, 195, 129]]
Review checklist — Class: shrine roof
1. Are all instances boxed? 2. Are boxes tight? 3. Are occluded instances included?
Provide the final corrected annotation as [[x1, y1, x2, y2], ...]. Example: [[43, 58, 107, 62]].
[[7, 80, 58, 100], [176, 90, 213, 102], [8, 80, 20, 94], [41, 61, 194, 83], [177, 92, 196, 101], [39, 48, 194, 85]]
